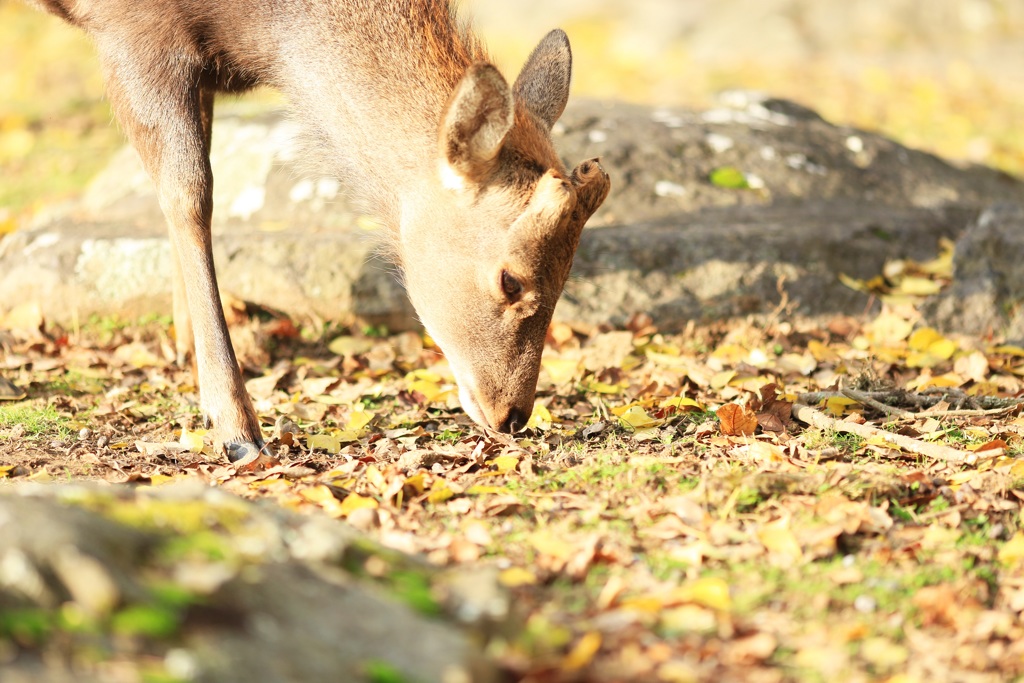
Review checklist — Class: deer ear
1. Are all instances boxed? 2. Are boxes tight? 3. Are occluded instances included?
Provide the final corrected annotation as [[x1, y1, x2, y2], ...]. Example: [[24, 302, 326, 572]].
[[513, 29, 572, 130], [439, 63, 514, 187]]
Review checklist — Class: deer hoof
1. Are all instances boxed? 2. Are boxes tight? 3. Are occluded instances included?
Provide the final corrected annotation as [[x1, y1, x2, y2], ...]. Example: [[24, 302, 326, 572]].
[[224, 439, 278, 470]]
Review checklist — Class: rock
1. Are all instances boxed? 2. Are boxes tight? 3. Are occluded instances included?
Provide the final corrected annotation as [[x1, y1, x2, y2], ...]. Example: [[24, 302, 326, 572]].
[[923, 204, 1024, 340], [556, 98, 1020, 226], [1, 96, 1021, 329], [0, 483, 501, 683]]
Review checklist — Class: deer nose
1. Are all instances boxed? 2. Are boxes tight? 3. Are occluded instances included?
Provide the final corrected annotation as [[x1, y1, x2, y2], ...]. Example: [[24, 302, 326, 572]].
[[498, 407, 529, 433]]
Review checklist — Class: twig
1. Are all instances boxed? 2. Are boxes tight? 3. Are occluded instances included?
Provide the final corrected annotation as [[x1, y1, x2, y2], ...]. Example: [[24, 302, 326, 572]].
[[840, 388, 914, 419], [791, 402, 973, 464], [797, 390, 1024, 412], [914, 405, 1023, 419]]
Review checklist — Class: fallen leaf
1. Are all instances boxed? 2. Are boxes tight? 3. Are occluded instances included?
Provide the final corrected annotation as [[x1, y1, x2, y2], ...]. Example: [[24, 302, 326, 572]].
[[562, 632, 602, 671], [338, 492, 378, 517], [717, 403, 758, 436], [999, 532, 1024, 566], [758, 518, 804, 566]]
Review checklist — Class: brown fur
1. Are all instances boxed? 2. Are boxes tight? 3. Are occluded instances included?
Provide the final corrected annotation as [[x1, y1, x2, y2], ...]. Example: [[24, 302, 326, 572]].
[[27, 0, 609, 462]]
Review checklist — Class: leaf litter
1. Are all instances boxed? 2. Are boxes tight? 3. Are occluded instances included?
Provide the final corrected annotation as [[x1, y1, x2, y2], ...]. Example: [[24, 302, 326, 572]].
[[2, 294, 1024, 682]]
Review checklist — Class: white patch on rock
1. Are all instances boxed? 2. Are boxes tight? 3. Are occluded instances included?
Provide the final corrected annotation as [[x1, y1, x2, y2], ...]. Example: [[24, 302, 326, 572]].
[[588, 129, 608, 144], [654, 180, 686, 198], [229, 185, 267, 220], [652, 109, 684, 128], [76, 238, 172, 301], [845, 135, 865, 153], [289, 180, 315, 203], [315, 177, 341, 199], [705, 133, 734, 154]]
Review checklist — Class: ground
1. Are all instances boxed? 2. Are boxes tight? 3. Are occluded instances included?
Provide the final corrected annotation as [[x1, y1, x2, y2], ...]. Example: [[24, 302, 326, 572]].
[[3, 286, 1024, 681]]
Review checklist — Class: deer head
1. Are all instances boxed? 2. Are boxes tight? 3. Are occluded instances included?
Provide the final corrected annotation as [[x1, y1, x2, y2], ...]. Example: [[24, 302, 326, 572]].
[[398, 29, 610, 432]]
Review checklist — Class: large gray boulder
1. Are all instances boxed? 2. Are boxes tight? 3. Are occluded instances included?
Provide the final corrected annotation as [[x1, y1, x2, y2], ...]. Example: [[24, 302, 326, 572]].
[[0, 483, 501, 683], [923, 204, 1024, 340], [1, 94, 1021, 330]]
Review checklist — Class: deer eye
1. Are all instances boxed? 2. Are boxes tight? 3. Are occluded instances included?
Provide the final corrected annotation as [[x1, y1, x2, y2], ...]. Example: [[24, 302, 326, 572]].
[[500, 270, 524, 303]]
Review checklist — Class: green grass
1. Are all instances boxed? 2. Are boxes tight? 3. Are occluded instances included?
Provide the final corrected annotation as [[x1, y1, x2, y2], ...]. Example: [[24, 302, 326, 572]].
[[0, 403, 73, 440]]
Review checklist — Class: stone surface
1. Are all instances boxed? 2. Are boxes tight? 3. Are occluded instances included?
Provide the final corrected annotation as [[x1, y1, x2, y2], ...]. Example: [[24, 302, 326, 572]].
[[0, 483, 500, 683], [1, 96, 1022, 330], [923, 204, 1024, 340]]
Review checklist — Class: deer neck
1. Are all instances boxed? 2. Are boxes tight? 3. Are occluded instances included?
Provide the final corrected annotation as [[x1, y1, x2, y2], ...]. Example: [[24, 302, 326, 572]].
[[276, 2, 487, 225]]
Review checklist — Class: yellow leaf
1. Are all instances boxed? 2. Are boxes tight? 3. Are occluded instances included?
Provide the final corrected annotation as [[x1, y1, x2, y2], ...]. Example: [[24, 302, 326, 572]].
[[775, 352, 818, 376], [910, 373, 964, 390], [928, 338, 957, 360], [758, 518, 804, 565], [671, 576, 732, 611], [1009, 459, 1024, 479], [0, 216, 17, 236], [999, 533, 1024, 566], [251, 479, 294, 493], [300, 485, 335, 504], [492, 455, 519, 474], [529, 531, 573, 560], [711, 343, 748, 364], [335, 429, 363, 443], [346, 409, 374, 431], [824, 395, 859, 416], [465, 485, 504, 495], [807, 340, 840, 363], [947, 471, 978, 486], [0, 465, 13, 478], [427, 484, 454, 505], [583, 379, 623, 395], [365, 465, 386, 490], [867, 311, 914, 345], [732, 441, 785, 462], [403, 473, 427, 495], [617, 405, 662, 431], [526, 402, 552, 430], [541, 358, 580, 385], [660, 605, 718, 635], [659, 396, 704, 412], [710, 370, 736, 390], [991, 345, 1024, 357], [406, 368, 444, 383], [306, 433, 341, 454], [646, 350, 689, 368], [178, 427, 207, 453], [839, 272, 869, 292], [408, 379, 443, 402], [916, 238, 954, 277], [860, 637, 909, 669], [562, 632, 602, 671], [908, 328, 943, 351], [906, 351, 940, 369], [115, 342, 164, 369], [338, 492, 378, 517], [499, 567, 538, 587], [895, 276, 942, 296]]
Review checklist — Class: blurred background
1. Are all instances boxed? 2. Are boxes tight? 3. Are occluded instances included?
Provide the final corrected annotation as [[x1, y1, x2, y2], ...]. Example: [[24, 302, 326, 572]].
[[2, 0, 1023, 226]]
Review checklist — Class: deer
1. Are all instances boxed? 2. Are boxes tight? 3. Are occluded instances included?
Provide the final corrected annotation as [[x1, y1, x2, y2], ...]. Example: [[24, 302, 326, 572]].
[[27, 0, 610, 467]]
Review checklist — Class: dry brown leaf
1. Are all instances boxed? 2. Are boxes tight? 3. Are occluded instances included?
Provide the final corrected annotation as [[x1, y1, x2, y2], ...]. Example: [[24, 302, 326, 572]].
[[718, 403, 758, 436], [750, 384, 793, 433]]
